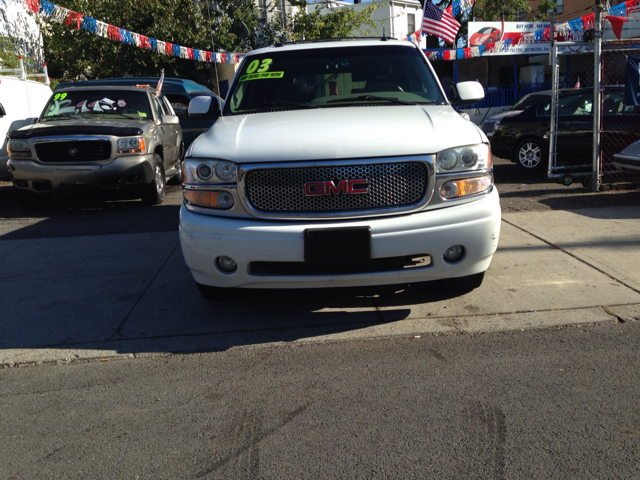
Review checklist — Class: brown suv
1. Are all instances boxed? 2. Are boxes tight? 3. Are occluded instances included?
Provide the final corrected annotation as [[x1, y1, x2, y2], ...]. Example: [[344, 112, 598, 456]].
[[7, 85, 183, 208]]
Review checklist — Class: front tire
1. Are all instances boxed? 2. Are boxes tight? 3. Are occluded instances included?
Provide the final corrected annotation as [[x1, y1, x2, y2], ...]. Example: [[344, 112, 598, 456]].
[[141, 154, 166, 205], [514, 138, 547, 173]]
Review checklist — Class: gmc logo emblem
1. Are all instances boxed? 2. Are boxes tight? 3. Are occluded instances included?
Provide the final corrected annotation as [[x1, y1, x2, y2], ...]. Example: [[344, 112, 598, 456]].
[[305, 179, 369, 196]]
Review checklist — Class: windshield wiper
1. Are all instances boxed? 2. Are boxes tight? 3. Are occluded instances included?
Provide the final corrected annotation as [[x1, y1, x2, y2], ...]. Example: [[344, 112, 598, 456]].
[[326, 95, 417, 106], [258, 100, 319, 109]]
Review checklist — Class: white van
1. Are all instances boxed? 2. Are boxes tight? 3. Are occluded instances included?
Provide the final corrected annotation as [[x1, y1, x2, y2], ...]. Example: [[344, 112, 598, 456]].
[[0, 60, 52, 180]]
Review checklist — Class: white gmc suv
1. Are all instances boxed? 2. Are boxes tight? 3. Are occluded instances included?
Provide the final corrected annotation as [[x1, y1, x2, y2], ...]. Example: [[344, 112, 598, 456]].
[[179, 39, 501, 299]]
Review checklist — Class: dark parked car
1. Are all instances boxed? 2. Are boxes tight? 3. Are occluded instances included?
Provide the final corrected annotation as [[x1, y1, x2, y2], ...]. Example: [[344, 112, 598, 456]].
[[490, 87, 640, 173], [55, 77, 223, 149], [613, 139, 640, 175]]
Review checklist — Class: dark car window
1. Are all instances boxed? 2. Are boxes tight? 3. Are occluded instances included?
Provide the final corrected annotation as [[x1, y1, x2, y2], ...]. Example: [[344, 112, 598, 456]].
[[165, 93, 191, 118], [536, 92, 593, 117], [41, 90, 152, 121], [225, 45, 446, 115], [558, 92, 593, 115], [537, 100, 551, 116]]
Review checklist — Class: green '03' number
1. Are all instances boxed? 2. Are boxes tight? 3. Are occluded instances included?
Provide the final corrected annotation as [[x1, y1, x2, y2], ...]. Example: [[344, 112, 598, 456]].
[[246, 58, 273, 74]]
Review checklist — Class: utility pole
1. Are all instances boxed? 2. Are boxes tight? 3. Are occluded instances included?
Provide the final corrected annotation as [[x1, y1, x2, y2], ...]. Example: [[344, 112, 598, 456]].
[[591, 0, 604, 192]]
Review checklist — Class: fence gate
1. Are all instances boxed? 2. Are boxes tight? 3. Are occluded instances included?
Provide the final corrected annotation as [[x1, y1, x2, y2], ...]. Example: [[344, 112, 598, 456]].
[[549, 25, 640, 190], [600, 43, 640, 185]]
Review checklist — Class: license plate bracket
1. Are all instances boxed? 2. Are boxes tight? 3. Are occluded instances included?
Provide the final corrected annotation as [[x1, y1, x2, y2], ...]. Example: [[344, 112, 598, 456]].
[[304, 227, 372, 263]]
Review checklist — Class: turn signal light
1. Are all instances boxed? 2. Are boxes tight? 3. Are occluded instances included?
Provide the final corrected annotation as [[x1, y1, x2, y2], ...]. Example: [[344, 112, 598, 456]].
[[184, 190, 235, 209], [440, 175, 493, 199]]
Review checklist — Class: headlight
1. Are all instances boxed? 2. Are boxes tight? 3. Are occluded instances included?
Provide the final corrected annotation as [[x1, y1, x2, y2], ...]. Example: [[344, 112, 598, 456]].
[[183, 159, 237, 184], [7, 140, 31, 157], [436, 144, 491, 173], [116, 137, 146, 154]]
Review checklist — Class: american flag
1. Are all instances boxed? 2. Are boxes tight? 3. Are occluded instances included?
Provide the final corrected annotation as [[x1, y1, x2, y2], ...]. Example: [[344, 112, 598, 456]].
[[155, 69, 165, 98], [422, 0, 461, 45], [574, 76, 580, 89]]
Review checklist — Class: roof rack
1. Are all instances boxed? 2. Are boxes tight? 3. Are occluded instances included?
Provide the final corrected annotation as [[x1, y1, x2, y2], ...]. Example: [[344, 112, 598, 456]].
[[277, 37, 394, 46], [0, 56, 50, 85]]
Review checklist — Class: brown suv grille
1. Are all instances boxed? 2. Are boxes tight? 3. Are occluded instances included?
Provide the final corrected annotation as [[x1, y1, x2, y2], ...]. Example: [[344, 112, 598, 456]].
[[35, 140, 111, 163], [245, 162, 427, 213]]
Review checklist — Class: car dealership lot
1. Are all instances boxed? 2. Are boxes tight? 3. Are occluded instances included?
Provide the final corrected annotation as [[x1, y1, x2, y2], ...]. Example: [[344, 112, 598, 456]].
[[1, 157, 640, 366]]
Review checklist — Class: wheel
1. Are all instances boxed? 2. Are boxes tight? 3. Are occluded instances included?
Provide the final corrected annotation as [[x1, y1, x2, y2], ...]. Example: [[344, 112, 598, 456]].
[[167, 160, 183, 186], [582, 176, 592, 189], [442, 272, 485, 292], [141, 154, 166, 205], [16, 190, 51, 210], [514, 138, 547, 173], [561, 175, 573, 186], [196, 282, 236, 300]]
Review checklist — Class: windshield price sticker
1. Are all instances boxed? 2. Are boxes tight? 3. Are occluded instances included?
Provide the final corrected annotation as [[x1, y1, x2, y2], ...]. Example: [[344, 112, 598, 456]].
[[239, 71, 284, 82], [240, 58, 283, 81]]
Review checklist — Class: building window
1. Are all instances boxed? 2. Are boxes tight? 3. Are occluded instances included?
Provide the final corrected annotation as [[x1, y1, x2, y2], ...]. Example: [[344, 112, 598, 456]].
[[407, 13, 415, 35], [556, 0, 563, 14]]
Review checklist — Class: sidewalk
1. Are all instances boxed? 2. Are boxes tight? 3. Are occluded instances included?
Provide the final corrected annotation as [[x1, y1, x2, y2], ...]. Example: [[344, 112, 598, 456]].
[[1, 205, 639, 367]]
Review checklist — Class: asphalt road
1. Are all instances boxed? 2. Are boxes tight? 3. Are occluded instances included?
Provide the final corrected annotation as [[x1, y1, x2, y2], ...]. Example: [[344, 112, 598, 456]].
[[1, 320, 639, 478]]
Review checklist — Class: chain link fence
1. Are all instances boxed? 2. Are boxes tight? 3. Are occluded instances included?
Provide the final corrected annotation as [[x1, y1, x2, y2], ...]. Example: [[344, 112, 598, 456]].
[[600, 43, 640, 184]]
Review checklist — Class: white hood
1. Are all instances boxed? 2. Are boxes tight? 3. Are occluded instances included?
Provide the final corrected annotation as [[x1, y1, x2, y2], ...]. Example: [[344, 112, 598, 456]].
[[189, 105, 485, 163]]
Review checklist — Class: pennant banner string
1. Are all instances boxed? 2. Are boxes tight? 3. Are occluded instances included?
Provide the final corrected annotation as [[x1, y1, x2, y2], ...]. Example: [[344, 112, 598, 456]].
[[35, 0, 243, 64]]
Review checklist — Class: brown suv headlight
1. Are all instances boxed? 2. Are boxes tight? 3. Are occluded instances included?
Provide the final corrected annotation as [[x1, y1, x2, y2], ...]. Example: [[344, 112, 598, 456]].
[[116, 137, 146, 154], [7, 140, 31, 158]]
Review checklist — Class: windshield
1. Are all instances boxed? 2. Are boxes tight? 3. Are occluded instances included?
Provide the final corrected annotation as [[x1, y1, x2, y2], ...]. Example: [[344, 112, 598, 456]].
[[512, 93, 548, 110], [224, 45, 446, 115], [41, 90, 152, 121]]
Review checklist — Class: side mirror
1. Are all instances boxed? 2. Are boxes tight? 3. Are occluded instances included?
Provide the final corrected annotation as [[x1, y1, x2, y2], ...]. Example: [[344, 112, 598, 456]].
[[449, 81, 485, 107], [188, 96, 221, 120], [161, 114, 180, 125], [0, 103, 5, 117]]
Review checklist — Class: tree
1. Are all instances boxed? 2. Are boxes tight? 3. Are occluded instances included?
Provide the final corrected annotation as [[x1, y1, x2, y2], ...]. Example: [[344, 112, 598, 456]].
[[472, 0, 556, 23], [246, 0, 382, 49]]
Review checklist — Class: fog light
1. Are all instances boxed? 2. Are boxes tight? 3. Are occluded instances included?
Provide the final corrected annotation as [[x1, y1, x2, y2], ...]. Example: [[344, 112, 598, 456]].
[[443, 245, 464, 262], [217, 191, 234, 209], [216, 256, 237, 272]]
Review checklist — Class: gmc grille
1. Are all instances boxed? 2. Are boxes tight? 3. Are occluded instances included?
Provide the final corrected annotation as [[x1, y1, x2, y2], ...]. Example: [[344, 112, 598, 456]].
[[35, 140, 111, 163], [245, 162, 427, 213]]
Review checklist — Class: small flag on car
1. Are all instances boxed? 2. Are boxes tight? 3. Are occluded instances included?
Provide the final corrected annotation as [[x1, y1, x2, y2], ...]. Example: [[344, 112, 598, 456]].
[[156, 69, 165, 98]]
